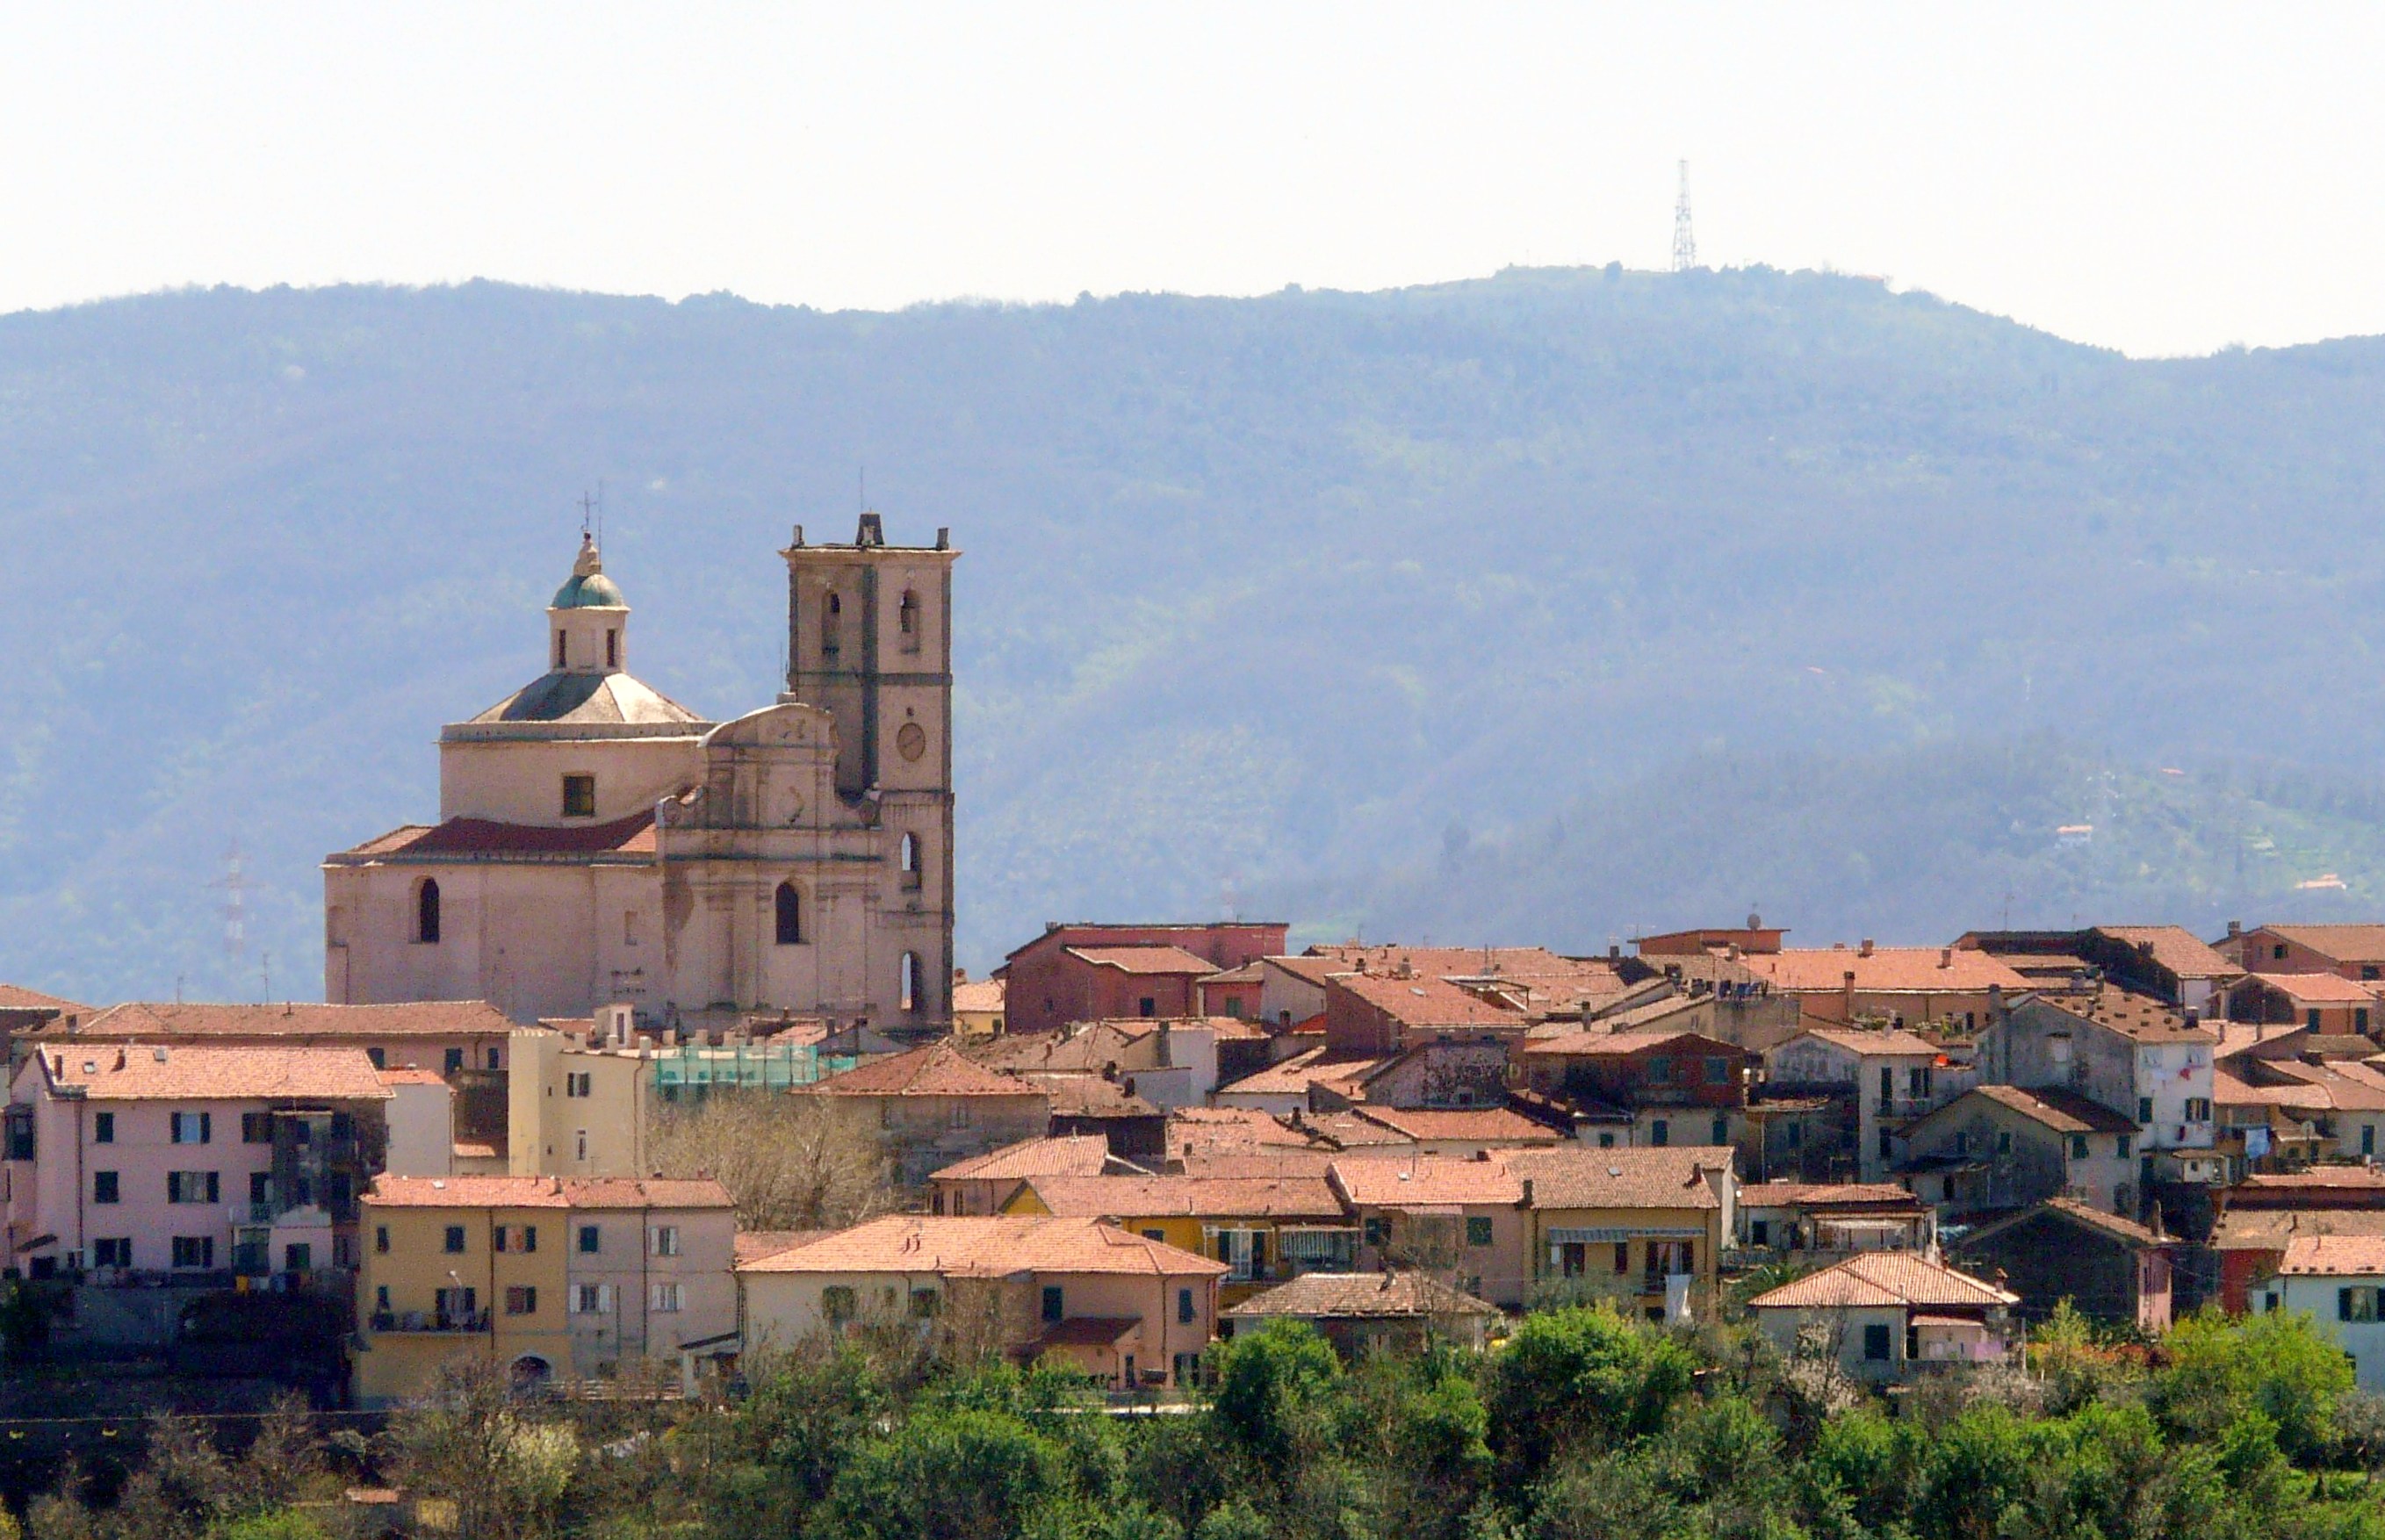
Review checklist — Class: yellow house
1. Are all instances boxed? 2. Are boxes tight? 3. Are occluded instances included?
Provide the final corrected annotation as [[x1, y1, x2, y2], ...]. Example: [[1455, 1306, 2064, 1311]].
[[354, 1174, 736, 1406], [1001, 1174, 1356, 1304], [508, 1022, 657, 1177], [1507, 1146, 1736, 1323], [952, 972, 1007, 1040]]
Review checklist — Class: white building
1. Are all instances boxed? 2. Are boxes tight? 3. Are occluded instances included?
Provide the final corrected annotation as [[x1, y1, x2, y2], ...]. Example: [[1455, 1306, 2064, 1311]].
[[325, 516, 956, 1037], [2258, 1234, 2385, 1392]]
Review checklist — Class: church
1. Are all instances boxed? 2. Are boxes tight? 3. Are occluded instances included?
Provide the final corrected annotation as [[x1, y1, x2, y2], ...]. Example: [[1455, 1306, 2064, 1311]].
[[324, 514, 956, 1036]]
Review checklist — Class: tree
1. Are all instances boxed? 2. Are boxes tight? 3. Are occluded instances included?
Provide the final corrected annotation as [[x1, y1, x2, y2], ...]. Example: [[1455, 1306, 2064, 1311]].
[[809, 1407, 1068, 1540], [390, 1363, 580, 1540], [1207, 1320, 1343, 1474], [649, 1092, 890, 1230], [2151, 1307, 2353, 1463], [1483, 1306, 1695, 1487]]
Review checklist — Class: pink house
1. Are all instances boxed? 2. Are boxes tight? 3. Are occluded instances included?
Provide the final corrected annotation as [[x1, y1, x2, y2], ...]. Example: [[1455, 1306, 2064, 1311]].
[[4, 1042, 392, 1282]]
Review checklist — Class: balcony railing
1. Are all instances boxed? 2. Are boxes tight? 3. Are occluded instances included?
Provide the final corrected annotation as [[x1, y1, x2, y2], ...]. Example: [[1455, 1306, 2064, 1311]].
[[370, 1309, 489, 1334]]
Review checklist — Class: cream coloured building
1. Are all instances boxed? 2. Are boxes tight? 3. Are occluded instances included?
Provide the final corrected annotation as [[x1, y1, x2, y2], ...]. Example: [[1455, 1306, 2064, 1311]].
[[325, 515, 957, 1036]]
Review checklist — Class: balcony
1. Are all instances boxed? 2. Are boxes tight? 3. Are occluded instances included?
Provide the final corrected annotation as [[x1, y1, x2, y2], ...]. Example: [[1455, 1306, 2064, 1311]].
[[370, 1309, 489, 1335]]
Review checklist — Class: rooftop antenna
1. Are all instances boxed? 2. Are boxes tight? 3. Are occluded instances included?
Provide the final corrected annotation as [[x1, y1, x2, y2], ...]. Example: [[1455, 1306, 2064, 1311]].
[[579, 489, 596, 541], [1672, 160, 1697, 272], [859, 465, 867, 513]]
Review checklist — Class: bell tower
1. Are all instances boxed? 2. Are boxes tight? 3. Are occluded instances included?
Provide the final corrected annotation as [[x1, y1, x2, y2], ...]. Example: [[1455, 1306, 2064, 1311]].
[[781, 512, 957, 1024]]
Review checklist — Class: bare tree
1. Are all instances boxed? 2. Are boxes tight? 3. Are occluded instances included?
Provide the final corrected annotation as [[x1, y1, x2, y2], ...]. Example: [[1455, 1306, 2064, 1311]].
[[649, 1091, 892, 1232]]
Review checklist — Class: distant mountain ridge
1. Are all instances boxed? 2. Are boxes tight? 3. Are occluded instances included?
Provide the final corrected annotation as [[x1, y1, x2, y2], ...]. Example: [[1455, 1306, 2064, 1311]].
[[4, 268, 2385, 1002]]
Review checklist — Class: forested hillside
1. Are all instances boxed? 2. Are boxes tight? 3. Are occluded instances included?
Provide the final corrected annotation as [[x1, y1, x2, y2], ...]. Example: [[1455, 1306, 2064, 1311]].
[[4, 268, 2385, 1000]]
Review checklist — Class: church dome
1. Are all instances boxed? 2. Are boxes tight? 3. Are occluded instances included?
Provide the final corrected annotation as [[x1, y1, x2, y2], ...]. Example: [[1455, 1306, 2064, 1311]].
[[551, 534, 627, 609]]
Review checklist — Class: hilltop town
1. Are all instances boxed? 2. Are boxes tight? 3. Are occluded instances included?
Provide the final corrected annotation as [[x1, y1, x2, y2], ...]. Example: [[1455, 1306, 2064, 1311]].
[[8, 524, 2385, 1536]]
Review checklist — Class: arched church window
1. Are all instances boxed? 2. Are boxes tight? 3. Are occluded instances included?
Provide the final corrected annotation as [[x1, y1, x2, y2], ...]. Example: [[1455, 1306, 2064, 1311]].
[[553, 630, 567, 670], [775, 882, 802, 946], [605, 629, 618, 669], [822, 593, 841, 660], [897, 590, 921, 651], [899, 832, 922, 889], [416, 879, 442, 946], [901, 951, 924, 1013]]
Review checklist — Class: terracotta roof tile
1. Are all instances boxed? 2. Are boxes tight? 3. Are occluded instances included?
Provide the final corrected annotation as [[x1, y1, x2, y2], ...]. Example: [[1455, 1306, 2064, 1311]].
[[1305, 1110, 1416, 1148], [1748, 1251, 2017, 1310], [364, 1175, 731, 1209], [736, 1229, 833, 1265], [796, 1043, 1044, 1099], [1223, 1270, 1497, 1320], [331, 811, 658, 861], [41, 1043, 390, 1102], [2212, 1208, 2385, 1249], [1507, 1146, 1732, 1210], [1348, 1106, 1563, 1143], [1328, 1155, 1524, 1207], [2278, 1234, 2385, 1276], [1215, 1047, 1380, 1097], [1014, 1175, 1344, 1220], [1023, 1073, 1160, 1117], [377, 1068, 451, 1087], [1327, 972, 1527, 1030], [2249, 971, 2381, 1004], [1952, 1083, 2140, 1134], [1519, 1029, 1754, 1059], [1167, 1105, 1329, 1156], [952, 978, 1007, 1013], [1747, 947, 2029, 994], [1064, 946, 1222, 975], [1739, 1182, 1927, 1210], [931, 1136, 1117, 1184], [55, 1000, 515, 1041], [2259, 926, 2385, 966], [739, 1214, 1229, 1277], [0, 983, 90, 1014], [1781, 1026, 1946, 1058], [2093, 926, 2242, 981]]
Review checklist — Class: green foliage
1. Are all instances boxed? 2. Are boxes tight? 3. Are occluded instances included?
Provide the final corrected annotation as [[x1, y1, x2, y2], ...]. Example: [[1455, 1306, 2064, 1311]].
[[810, 1407, 1068, 1540], [1208, 1320, 1343, 1473], [2152, 1308, 2353, 1462], [1484, 1305, 1696, 1486], [207, 1515, 328, 1540]]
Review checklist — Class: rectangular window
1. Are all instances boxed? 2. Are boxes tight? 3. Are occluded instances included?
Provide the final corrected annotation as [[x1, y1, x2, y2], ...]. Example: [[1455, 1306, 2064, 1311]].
[[579, 1225, 602, 1254], [242, 1112, 273, 1143], [2138, 1097, 2154, 1123], [1749, 1220, 1771, 1248], [167, 1171, 219, 1204], [2117, 1134, 2132, 1160], [1711, 1115, 1729, 1145], [171, 1236, 215, 1270], [93, 1112, 114, 1144], [1650, 1119, 1669, 1147], [1863, 1323, 1892, 1361], [2367, 1126, 2377, 1158], [1466, 1216, 1495, 1248], [576, 1130, 588, 1161], [487, 1047, 501, 1070], [562, 774, 596, 818], [1646, 1057, 1672, 1084], [506, 1286, 537, 1316], [1998, 1131, 2013, 1154], [443, 1225, 466, 1254], [284, 1241, 312, 1274], [1363, 1216, 1389, 1248], [368, 1047, 385, 1069], [171, 1111, 212, 1145], [522, 1225, 537, 1253], [2344, 1286, 2381, 1323], [1704, 1056, 1730, 1085], [2187, 1098, 2211, 1122], [1612, 1241, 1630, 1275], [444, 1048, 465, 1075], [567, 1072, 592, 1098], [651, 1282, 683, 1313], [821, 1285, 855, 1324], [1178, 1287, 1195, 1325], [2070, 1134, 2090, 1161], [91, 1238, 131, 1268], [250, 1171, 271, 1205], [1041, 1285, 1064, 1322], [375, 1225, 390, 1254], [651, 1226, 680, 1256], [911, 1288, 940, 1320], [494, 1226, 508, 1253]]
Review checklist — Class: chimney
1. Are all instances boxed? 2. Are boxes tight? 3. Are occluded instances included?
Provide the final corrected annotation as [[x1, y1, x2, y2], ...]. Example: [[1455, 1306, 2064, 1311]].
[[1843, 970, 1857, 1022], [1859, 939, 1875, 958], [1939, 947, 1952, 969], [1156, 1018, 1173, 1069], [2228, 920, 2243, 939]]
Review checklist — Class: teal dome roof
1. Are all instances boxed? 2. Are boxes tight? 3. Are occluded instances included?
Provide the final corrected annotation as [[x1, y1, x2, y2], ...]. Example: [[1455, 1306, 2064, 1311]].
[[550, 534, 627, 608], [551, 571, 627, 608]]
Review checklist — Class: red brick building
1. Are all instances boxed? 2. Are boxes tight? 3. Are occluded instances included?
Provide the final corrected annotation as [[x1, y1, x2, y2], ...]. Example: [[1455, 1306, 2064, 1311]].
[[998, 924, 1289, 1036], [1319, 971, 1524, 1056]]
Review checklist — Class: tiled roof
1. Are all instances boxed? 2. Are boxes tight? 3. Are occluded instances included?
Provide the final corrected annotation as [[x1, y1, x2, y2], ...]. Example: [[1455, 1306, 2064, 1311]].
[[2248, 971, 2380, 1004], [740, 1215, 1229, 1277], [1200, 962, 1266, 985], [1748, 1252, 2017, 1310], [1506, 1146, 1731, 1211], [1306, 945, 1613, 986], [796, 1043, 1043, 1099], [1215, 1047, 1380, 1097], [1305, 1111, 1416, 1148], [1518, 1028, 1750, 1059], [0, 983, 89, 1013], [2213, 1067, 2331, 1112], [1739, 1182, 1927, 1210], [2278, 1235, 2385, 1277], [952, 978, 1007, 1013], [931, 1135, 1117, 1184], [1171, 1150, 1339, 1177], [2259, 925, 2385, 965], [1264, 955, 1356, 987], [2237, 1167, 2385, 1193], [1347, 1106, 1563, 1144], [1167, 1106, 1329, 1156], [1328, 972, 1527, 1030], [2040, 1197, 2167, 1246], [1223, 1270, 1498, 1321], [2050, 992, 2212, 1046], [2094, 926, 2241, 981], [2211, 1208, 2385, 1249], [40, 1043, 391, 1102], [1014, 1175, 1344, 1220], [1328, 1155, 1523, 1207], [1961, 1084, 2140, 1135], [377, 1068, 451, 1087], [1064, 946, 1222, 975], [364, 1175, 731, 1210], [735, 1229, 833, 1266], [1779, 1027, 1945, 1059], [2257, 1061, 2385, 1112], [56, 1000, 514, 1040], [1746, 947, 2028, 994], [465, 669, 707, 729], [1023, 1073, 1161, 1118], [331, 811, 659, 862]]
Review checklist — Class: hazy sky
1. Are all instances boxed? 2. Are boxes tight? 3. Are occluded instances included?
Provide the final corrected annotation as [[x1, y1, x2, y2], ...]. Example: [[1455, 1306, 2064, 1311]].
[[4, 4, 2379, 357]]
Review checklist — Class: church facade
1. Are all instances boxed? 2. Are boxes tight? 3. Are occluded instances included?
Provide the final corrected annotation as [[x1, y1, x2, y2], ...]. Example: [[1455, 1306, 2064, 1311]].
[[324, 515, 956, 1035]]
